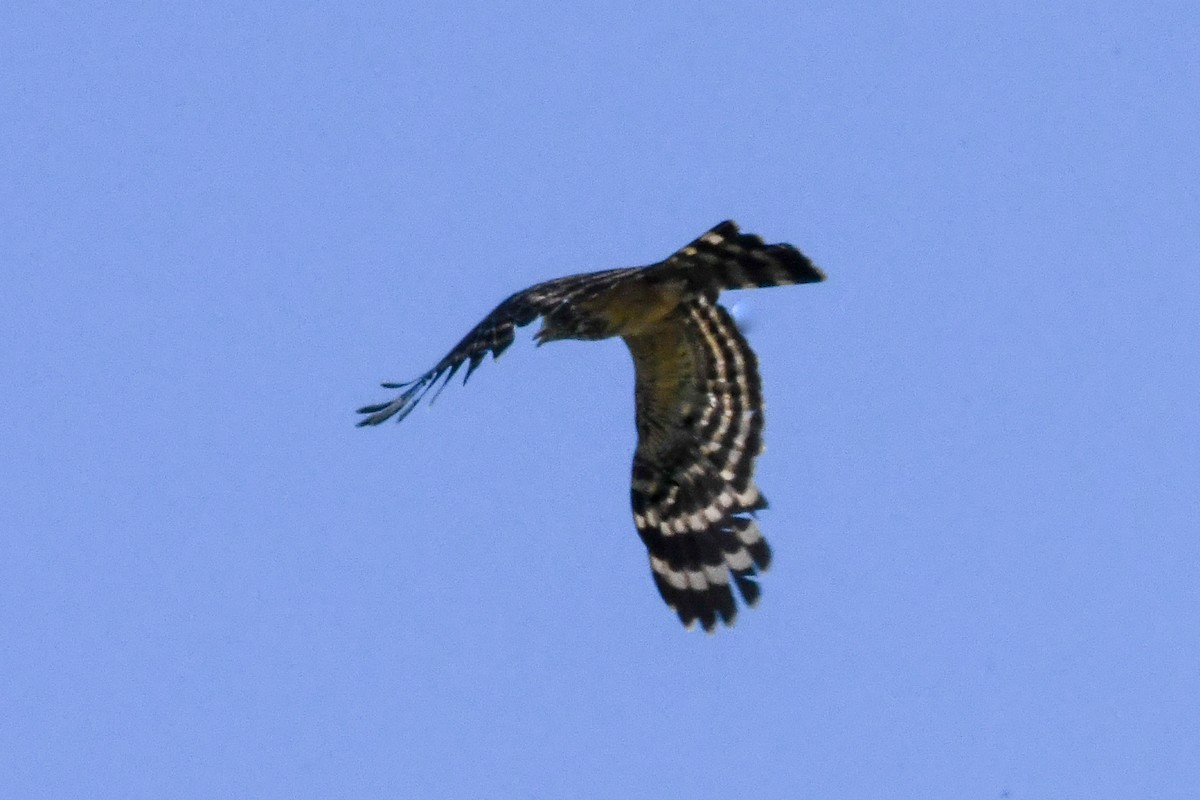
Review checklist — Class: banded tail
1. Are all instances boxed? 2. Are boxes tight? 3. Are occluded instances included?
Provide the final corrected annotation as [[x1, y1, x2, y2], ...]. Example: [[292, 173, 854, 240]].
[[655, 220, 825, 295]]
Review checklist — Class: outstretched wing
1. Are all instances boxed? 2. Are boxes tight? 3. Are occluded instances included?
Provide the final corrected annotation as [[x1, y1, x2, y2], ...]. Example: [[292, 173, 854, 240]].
[[357, 220, 823, 428], [624, 297, 772, 632], [356, 266, 637, 426]]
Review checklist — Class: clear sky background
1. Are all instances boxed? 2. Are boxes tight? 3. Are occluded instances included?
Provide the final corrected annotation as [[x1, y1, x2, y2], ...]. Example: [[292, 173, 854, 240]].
[[3, 2, 1198, 798]]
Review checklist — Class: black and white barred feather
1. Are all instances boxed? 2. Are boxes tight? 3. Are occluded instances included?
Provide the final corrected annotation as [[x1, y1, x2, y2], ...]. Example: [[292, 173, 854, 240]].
[[357, 221, 824, 632], [627, 299, 774, 631]]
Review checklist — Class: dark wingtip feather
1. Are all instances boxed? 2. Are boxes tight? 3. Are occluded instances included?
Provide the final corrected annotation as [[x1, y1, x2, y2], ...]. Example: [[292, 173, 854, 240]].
[[732, 572, 762, 607], [748, 539, 772, 572], [355, 372, 439, 426], [712, 584, 738, 628], [427, 362, 461, 405], [462, 352, 486, 384]]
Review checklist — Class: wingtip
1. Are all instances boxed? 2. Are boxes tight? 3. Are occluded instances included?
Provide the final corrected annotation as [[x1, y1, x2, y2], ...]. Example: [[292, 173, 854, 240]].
[[355, 405, 390, 426]]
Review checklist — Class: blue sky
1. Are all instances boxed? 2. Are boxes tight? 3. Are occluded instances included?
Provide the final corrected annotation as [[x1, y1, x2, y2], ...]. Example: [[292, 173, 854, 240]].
[[3, 2, 1198, 798]]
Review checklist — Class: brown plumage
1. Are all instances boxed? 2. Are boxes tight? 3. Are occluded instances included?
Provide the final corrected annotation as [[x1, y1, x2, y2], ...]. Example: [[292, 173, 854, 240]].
[[358, 221, 824, 631]]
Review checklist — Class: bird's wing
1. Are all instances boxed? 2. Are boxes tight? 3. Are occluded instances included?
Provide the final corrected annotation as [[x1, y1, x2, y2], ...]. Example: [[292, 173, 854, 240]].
[[624, 297, 772, 632], [356, 266, 636, 426]]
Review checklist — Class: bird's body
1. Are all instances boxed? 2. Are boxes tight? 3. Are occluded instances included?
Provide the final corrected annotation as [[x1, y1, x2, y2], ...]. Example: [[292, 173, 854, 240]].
[[358, 221, 824, 631]]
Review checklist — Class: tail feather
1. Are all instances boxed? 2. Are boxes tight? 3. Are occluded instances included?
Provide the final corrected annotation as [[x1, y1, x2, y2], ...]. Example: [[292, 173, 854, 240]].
[[660, 220, 825, 292]]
